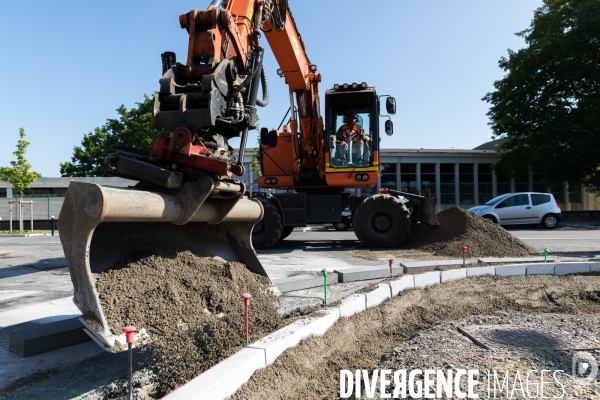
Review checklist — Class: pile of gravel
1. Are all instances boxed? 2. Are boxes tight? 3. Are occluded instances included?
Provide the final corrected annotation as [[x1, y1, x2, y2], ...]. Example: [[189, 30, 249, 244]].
[[403, 206, 538, 257], [95, 248, 283, 398]]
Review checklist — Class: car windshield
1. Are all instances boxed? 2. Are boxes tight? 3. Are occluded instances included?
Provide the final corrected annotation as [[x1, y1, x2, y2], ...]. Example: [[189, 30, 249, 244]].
[[484, 194, 511, 206]]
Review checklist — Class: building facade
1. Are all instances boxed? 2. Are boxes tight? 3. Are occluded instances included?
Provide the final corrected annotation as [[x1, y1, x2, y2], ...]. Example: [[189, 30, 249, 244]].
[[1, 147, 598, 221]]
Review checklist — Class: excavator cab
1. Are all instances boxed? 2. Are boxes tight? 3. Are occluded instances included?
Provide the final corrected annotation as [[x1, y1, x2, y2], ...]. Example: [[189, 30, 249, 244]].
[[324, 83, 392, 188]]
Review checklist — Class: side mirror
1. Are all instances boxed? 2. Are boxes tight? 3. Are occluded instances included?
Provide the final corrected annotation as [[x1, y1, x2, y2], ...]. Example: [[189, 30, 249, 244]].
[[386, 97, 396, 115], [385, 120, 394, 136], [260, 127, 269, 146], [496, 203, 505, 209], [267, 130, 278, 148]]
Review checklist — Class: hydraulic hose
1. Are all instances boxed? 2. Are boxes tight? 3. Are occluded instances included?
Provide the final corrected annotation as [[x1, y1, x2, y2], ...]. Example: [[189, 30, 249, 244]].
[[256, 67, 269, 107]]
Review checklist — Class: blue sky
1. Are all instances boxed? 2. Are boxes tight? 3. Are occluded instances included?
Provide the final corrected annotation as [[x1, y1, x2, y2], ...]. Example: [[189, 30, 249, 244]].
[[0, 0, 543, 177]]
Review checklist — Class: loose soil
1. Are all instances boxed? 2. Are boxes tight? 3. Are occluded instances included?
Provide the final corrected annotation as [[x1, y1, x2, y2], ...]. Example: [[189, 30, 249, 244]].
[[95, 248, 283, 398], [353, 206, 538, 260], [231, 274, 600, 399]]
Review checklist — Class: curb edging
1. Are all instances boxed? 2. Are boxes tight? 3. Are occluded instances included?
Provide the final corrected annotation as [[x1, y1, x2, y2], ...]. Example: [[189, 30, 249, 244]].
[[163, 261, 600, 400]]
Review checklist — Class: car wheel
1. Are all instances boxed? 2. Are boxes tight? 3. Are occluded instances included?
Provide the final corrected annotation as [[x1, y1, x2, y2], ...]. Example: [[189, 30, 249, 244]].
[[333, 222, 349, 231], [252, 200, 283, 249], [482, 215, 497, 224], [542, 214, 558, 229]]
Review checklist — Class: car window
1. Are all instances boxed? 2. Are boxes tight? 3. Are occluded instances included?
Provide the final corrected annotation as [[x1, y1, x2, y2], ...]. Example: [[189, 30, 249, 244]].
[[498, 194, 529, 207], [484, 194, 510, 206], [531, 194, 551, 206]]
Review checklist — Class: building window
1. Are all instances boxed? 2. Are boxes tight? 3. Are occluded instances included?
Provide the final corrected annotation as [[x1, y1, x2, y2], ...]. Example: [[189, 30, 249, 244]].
[[400, 163, 417, 194], [440, 163, 455, 207], [478, 164, 493, 204], [0, 188, 6, 198], [514, 172, 529, 192], [496, 173, 511, 195], [459, 163, 474, 205], [380, 163, 397, 190], [420, 163, 436, 196]]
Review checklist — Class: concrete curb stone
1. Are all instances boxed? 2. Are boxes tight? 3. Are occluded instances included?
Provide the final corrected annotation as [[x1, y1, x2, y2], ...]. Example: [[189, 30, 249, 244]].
[[365, 284, 391, 308], [334, 267, 403, 283], [527, 264, 555, 276], [555, 262, 590, 276], [164, 347, 265, 400], [495, 264, 527, 277], [413, 271, 441, 289], [441, 268, 467, 283], [272, 273, 338, 293], [339, 294, 366, 317], [389, 275, 415, 297], [591, 263, 600, 273]]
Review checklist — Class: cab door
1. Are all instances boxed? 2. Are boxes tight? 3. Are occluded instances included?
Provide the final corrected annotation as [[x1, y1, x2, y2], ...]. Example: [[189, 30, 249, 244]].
[[495, 194, 534, 224]]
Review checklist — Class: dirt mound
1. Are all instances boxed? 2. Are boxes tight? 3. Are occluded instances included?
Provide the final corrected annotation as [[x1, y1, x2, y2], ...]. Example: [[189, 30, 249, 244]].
[[403, 206, 537, 257], [96, 248, 283, 397]]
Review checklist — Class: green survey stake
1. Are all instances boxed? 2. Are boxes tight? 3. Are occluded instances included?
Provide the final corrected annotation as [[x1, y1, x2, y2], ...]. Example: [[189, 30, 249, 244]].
[[544, 248, 549, 262], [321, 269, 328, 305]]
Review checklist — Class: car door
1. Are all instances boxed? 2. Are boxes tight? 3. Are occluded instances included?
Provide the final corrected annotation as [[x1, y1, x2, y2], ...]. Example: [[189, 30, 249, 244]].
[[530, 193, 553, 222], [495, 194, 534, 224]]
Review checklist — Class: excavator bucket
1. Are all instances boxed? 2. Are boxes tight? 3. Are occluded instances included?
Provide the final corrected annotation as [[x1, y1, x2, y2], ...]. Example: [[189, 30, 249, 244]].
[[57, 180, 266, 352]]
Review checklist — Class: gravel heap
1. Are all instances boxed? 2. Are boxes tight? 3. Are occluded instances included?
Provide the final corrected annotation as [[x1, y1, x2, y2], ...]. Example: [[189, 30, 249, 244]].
[[95, 248, 283, 398], [405, 206, 538, 257], [374, 314, 600, 399]]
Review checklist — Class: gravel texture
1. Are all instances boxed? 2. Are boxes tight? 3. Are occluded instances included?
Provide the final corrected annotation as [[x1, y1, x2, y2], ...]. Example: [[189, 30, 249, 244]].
[[95, 248, 283, 398], [372, 314, 600, 399], [353, 206, 538, 261], [231, 274, 600, 399]]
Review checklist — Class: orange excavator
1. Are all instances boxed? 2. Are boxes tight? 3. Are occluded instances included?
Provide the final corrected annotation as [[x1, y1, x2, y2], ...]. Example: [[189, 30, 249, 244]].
[[58, 0, 437, 352]]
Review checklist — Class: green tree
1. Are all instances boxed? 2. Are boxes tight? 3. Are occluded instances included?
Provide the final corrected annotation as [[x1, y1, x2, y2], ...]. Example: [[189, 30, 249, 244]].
[[0, 128, 41, 197], [249, 114, 262, 179], [60, 95, 162, 177], [483, 0, 600, 190]]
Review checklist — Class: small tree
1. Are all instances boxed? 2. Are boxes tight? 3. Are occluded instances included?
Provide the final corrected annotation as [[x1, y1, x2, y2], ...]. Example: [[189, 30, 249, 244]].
[[249, 115, 262, 193], [0, 128, 41, 197]]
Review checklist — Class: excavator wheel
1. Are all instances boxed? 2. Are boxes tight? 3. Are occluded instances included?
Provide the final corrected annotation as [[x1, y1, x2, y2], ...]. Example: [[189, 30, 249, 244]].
[[252, 199, 284, 249], [281, 226, 295, 240], [353, 194, 411, 248]]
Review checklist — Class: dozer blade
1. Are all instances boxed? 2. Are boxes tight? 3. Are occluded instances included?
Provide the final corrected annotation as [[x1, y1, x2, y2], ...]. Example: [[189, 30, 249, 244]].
[[421, 196, 440, 226], [57, 181, 266, 352]]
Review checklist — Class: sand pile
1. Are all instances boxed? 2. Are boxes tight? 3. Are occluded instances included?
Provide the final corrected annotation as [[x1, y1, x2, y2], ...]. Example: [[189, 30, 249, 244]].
[[404, 206, 538, 257], [95, 248, 282, 397]]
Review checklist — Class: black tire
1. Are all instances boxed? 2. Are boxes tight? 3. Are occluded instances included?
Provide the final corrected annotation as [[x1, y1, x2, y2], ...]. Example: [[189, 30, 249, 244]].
[[281, 226, 295, 240], [252, 200, 283, 249], [542, 214, 559, 229], [482, 215, 497, 224], [334, 222, 349, 231], [353, 194, 411, 247]]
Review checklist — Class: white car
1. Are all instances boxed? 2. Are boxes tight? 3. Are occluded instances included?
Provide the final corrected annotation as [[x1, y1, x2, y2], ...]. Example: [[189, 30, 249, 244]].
[[468, 192, 562, 229]]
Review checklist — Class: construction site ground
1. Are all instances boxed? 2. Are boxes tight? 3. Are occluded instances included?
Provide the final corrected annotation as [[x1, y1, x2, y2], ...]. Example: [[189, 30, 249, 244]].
[[0, 224, 599, 399]]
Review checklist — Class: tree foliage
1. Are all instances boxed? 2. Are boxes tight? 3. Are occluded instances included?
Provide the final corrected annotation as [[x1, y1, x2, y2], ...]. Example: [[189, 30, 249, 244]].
[[483, 0, 600, 189], [0, 128, 41, 197], [60, 95, 163, 177]]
